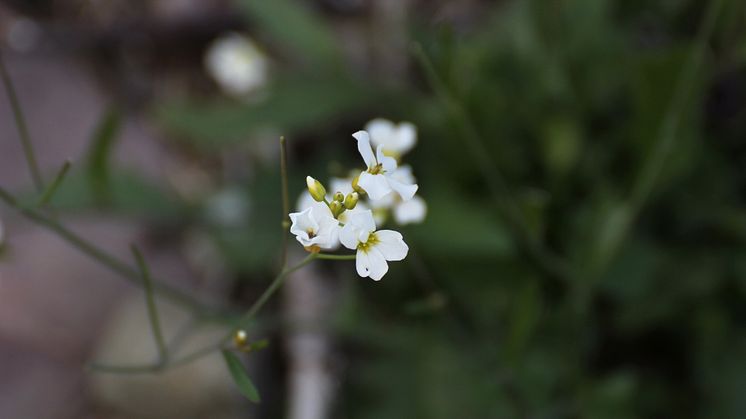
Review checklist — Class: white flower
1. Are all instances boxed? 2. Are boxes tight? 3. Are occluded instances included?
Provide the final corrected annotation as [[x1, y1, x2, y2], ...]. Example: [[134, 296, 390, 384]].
[[368, 165, 427, 225], [353, 131, 418, 201], [393, 195, 427, 224], [205, 33, 268, 97], [365, 118, 417, 157], [296, 191, 317, 212], [289, 202, 340, 251], [329, 177, 354, 197], [340, 210, 408, 281]]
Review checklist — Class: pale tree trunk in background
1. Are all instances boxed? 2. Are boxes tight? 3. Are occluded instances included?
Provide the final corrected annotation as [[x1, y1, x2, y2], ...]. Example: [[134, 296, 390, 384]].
[[283, 250, 338, 419]]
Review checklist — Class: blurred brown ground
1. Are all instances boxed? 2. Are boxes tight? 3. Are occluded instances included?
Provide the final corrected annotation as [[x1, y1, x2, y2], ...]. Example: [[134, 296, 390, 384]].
[[0, 47, 196, 418]]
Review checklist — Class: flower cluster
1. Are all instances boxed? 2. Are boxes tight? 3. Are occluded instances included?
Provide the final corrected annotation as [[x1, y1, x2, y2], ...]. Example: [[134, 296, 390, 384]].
[[288, 119, 426, 281]]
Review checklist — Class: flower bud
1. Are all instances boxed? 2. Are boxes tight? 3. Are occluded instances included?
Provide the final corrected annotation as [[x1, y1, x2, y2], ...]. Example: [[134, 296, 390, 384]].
[[329, 200, 345, 218], [233, 329, 248, 348], [344, 192, 359, 209], [352, 174, 366, 195], [306, 176, 327, 202], [333, 191, 344, 203]]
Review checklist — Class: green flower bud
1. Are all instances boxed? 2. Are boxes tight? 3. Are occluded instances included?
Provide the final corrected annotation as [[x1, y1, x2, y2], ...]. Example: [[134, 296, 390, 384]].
[[329, 200, 345, 218], [352, 174, 366, 195], [344, 192, 359, 209], [333, 191, 344, 203], [306, 176, 327, 202]]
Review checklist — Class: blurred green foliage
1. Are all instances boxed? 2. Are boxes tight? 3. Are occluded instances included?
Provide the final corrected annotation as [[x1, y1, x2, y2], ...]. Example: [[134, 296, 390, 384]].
[[47, 0, 746, 417]]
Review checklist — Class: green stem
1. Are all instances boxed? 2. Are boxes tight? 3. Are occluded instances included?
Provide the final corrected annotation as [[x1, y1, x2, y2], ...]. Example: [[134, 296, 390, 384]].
[[0, 185, 220, 316], [36, 160, 72, 207], [587, 0, 726, 279], [0, 51, 44, 192], [222, 253, 317, 342], [279, 136, 290, 268], [315, 253, 356, 260], [131, 245, 169, 364], [88, 254, 318, 375], [411, 43, 572, 281]]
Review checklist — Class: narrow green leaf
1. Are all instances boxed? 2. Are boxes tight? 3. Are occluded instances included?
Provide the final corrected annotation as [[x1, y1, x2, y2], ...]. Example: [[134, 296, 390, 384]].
[[86, 107, 122, 205], [222, 350, 261, 403]]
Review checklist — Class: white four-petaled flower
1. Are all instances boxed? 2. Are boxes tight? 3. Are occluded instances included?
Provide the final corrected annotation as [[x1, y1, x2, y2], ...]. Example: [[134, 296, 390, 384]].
[[368, 165, 427, 225], [353, 131, 418, 201], [340, 210, 408, 281], [365, 118, 417, 157], [289, 202, 340, 251]]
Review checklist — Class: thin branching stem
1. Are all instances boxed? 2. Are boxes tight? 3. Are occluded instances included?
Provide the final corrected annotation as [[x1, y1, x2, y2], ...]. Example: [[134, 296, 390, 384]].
[[585, 0, 727, 280], [279, 136, 290, 268], [0, 51, 44, 191], [88, 254, 318, 375], [131, 245, 169, 365], [0, 185, 220, 316], [315, 253, 356, 260], [36, 160, 72, 207]]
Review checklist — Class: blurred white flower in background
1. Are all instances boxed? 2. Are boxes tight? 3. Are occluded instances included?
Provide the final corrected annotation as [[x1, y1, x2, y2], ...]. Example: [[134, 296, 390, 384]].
[[204, 187, 250, 227], [205, 33, 269, 97], [369, 165, 427, 225], [365, 118, 417, 158]]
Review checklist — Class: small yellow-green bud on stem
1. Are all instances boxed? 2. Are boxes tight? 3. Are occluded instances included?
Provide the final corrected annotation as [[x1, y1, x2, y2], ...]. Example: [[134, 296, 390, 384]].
[[352, 174, 366, 196], [344, 192, 359, 209], [329, 200, 345, 218], [233, 330, 249, 348], [306, 176, 327, 202], [333, 191, 344, 202]]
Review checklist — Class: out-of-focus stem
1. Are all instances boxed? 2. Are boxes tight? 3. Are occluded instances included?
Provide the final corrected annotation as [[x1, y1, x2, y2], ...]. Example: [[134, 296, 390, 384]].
[[280, 136, 290, 268], [0, 51, 44, 192], [87, 254, 318, 375], [411, 43, 572, 281], [132, 245, 169, 365], [0, 185, 220, 317], [36, 160, 72, 207]]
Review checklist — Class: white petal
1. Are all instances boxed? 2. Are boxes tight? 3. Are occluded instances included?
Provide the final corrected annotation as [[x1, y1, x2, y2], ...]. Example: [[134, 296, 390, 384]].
[[309, 201, 334, 219], [340, 223, 360, 250], [352, 130, 376, 168], [393, 195, 427, 224], [315, 216, 341, 250], [365, 247, 389, 281], [373, 230, 409, 261], [365, 118, 395, 148], [394, 122, 417, 154], [358, 172, 393, 200], [356, 249, 371, 278], [295, 191, 316, 212], [337, 202, 369, 224], [345, 209, 377, 233], [368, 192, 396, 210], [386, 176, 418, 201], [329, 176, 354, 196], [390, 165, 415, 184], [289, 207, 317, 238], [376, 144, 398, 173]]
